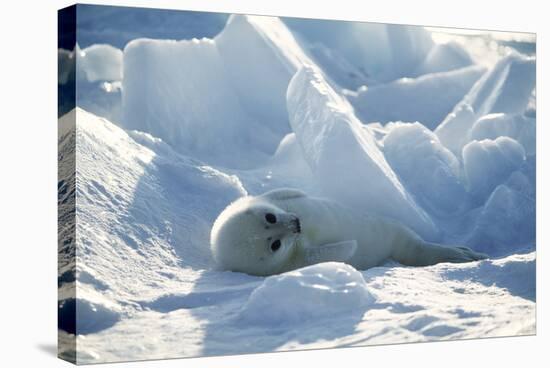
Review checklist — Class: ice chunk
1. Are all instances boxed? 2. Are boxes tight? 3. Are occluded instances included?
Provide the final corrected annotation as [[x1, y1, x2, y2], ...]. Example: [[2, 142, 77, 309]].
[[122, 15, 311, 169], [58, 45, 123, 122], [77, 44, 123, 82], [350, 65, 485, 129], [435, 53, 535, 156], [525, 88, 536, 118], [264, 133, 315, 189], [383, 123, 467, 215], [238, 262, 375, 326], [216, 15, 310, 133], [122, 37, 262, 168], [414, 41, 474, 76], [462, 137, 525, 202], [287, 66, 438, 240], [59, 44, 122, 84], [58, 48, 75, 85], [75, 4, 228, 49], [434, 103, 476, 156], [284, 18, 433, 87], [301, 41, 371, 90], [470, 113, 535, 156], [466, 172, 535, 255], [58, 47, 77, 117], [77, 80, 122, 125]]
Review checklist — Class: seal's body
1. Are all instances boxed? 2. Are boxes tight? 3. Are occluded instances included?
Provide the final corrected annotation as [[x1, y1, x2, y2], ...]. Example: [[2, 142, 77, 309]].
[[210, 188, 486, 276]]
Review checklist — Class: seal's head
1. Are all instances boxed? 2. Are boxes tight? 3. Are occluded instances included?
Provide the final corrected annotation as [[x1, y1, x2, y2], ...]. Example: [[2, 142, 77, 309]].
[[210, 196, 301, 276]]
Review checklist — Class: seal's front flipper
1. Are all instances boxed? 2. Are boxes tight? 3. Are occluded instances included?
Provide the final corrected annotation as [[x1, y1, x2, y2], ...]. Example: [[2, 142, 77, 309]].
[[261, 188, 307, 201], [304, 240, 357, 265]]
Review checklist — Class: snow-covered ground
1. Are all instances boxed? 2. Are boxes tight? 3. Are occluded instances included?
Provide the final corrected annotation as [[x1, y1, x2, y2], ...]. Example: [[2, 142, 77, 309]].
[[58, 8, 536, 364]]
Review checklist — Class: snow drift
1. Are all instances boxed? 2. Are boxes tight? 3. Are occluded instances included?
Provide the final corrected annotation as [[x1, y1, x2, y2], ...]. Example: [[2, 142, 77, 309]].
[[59, 108, 246, 308]]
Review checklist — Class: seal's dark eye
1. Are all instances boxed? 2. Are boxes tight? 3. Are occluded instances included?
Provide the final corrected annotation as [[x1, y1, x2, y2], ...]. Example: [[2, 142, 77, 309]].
[[270, 239, 281, 252], [265, 213, 277, 224]]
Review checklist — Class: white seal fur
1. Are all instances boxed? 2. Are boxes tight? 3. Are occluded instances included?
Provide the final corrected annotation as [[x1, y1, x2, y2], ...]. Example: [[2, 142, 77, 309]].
[[210, 188, 487, 276]]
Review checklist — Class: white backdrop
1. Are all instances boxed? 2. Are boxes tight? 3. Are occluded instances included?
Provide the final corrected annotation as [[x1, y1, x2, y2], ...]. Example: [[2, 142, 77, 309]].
[[0, 0, 546, 367]]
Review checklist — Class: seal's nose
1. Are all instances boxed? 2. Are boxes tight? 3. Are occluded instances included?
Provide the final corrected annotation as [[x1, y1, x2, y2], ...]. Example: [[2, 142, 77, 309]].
[[292, 217, 301, 234]]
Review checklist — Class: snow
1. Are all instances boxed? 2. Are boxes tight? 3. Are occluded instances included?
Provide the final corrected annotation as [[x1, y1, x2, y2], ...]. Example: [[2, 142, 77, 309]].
[[59, 294, 122, 335], [59, 7, 536, 365], [61, 108, 246, 301]]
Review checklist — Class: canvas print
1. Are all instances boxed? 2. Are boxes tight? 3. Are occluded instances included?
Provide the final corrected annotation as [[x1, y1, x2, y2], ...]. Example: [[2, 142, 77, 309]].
[[58, 4, 536, 364]]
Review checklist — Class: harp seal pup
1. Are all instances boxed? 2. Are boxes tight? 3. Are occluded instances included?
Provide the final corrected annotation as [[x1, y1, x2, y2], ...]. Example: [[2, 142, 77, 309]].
[[210, 188, 487, 276]]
